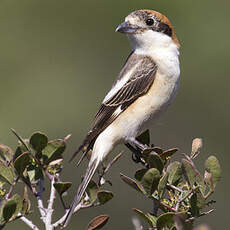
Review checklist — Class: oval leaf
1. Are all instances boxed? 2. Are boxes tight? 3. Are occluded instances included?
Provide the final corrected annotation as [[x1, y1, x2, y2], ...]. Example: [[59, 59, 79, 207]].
[[182, 159, 205, 193], [3, 200, 17, 222], [158, 172, 168, 199], [30, 132, 48, 153], [135, 169, 148, 181], [167, 161, 182, 186], [133, 208, 155, 227], [148, 152, 164, 173], [42, 139, 66, 165], [97, 190, 113, 205], [160, 148, 178, 162], [205, 155, 221, 189], [86, 180, 99, 203], [0, 162, 15, 184], [140, 168, 160, 195], [120, 173, 144, 193], [136, 130, 150, 146], [14, 152, 31, 175], [156, 212, 175, 230], [53, 182, 72, 196], [87, 215, 109, 230], [0, 144, 14, 163]]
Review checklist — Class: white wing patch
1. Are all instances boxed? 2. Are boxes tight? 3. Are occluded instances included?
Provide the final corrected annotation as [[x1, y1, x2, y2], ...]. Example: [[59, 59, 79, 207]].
[[103, 61, 140, 103]]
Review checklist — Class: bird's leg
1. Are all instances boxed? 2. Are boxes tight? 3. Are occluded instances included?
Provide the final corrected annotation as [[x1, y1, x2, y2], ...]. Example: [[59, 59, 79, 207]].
[[130, 138, 147, 151], [125, 143, 144, 165]]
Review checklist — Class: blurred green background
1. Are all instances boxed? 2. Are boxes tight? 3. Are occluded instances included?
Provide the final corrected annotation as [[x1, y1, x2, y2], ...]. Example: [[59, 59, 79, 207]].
[[0, 0, 229, 229]]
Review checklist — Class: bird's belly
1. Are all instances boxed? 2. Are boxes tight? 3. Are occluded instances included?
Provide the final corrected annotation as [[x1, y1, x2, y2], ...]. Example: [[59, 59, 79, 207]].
[[106, 72, 179, 143]]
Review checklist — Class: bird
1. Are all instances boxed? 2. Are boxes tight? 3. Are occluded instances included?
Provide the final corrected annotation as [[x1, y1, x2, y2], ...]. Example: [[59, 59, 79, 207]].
[[63, 9, 180, 227]]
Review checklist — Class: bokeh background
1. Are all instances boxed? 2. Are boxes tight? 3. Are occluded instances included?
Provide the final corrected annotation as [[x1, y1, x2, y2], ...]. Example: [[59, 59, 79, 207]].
[[0, 0, 229, 229]]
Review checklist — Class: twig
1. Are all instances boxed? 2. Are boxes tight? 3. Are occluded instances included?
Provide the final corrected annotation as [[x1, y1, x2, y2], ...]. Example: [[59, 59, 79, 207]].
[[20, 215, 39, 230], [186, 209, 214, 222], [37, 179, 46, 223], [45, 177, 56, 230], [6, 176, 19, 199], [52, 203, 82, 228], [167, 184, 183, 193]]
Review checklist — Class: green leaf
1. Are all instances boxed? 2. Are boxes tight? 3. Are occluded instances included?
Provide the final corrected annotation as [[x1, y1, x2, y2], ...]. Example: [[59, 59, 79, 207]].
[[2, 200, 17, 222], [134, 169, 148, 181], [190, 190, 205, 217], [148, 152, 164, 173], [42, 139, 66, 165], [133, 208, 156, 227], [10, 194, 23, 220], [53, 182, 72, 196], [160, 148, 178, 162], [27, 164, 43, 183], [97, 190, 113, 205], [120, 173, 145, 193], [14, 152, 31, 175], [167, 161, 182, 186], [136, 130, 150, 146], [21, 186, 31, 215], [87, 215, 109, 230], [2, 194, 22, 222], [205, 155, 221, 189], [86, 180, 99, 203], [182, 159, 205, 194], [140, 168, 160, 195], [30, 132, 48, 154], [0, 162, 15, 184], [0, 144, 14, 163], [158, 172, 168, 199], [156, 212, 175, 230]]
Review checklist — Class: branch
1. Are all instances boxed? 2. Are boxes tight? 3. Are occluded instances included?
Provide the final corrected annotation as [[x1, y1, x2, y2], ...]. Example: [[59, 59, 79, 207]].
[[20, 215, 40, 230], [37, 179, 46, 223], [45, 177, 56, 230]]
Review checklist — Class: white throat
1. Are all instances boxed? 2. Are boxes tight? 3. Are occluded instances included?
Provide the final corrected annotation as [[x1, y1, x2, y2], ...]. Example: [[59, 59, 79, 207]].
[[127, 30, 179, 57]]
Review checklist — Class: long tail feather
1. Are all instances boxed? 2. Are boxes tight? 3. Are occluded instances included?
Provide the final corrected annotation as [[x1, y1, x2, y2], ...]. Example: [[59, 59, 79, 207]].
[[63, 159, 99, 227]]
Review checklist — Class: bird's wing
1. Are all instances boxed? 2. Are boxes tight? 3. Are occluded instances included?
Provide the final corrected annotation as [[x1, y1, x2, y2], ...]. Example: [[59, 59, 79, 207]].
[[92, 53, 157, 134], [70, 52, 157, 162]]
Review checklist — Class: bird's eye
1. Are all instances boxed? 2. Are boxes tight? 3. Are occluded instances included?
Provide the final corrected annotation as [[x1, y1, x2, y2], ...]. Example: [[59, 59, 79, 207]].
[[146, 18, 154, 26]]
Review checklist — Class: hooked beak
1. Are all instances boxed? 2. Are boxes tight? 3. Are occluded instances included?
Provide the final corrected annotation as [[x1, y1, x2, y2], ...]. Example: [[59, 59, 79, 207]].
[[115, 21, 139, 34]]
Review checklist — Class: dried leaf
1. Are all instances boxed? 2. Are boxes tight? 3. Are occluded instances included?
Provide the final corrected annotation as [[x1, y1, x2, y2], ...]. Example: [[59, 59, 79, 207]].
[[191, 138, 203, 159], [87, 215, 109, 230]]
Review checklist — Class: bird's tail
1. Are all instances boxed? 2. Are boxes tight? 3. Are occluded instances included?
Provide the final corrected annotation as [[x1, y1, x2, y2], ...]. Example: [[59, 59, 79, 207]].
[[63, 158, 100, 227]]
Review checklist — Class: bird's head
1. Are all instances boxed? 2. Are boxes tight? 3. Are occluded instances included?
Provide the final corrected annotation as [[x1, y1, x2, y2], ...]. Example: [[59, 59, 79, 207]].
[[116, 10, 180, 50]]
